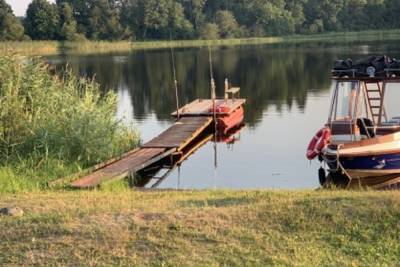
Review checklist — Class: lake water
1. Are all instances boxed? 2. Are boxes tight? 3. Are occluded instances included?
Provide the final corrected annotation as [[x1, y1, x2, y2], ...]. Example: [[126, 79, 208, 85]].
[[48, 40, 400, 189]]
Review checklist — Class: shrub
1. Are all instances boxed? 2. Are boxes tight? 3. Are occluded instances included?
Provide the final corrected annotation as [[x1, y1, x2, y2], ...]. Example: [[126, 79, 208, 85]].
[[199, 23, 220, 40]]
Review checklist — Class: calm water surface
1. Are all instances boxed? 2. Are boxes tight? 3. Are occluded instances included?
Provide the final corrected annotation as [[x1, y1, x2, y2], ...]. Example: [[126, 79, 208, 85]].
[[48, 40, 400, 189]]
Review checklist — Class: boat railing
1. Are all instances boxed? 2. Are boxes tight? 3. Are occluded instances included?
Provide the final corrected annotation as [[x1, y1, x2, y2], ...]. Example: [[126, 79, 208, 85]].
[[385, 68, 400, 76], [331, 69, 358, 78], [332, 68, 400, 81], [364, 125, 400, 129]]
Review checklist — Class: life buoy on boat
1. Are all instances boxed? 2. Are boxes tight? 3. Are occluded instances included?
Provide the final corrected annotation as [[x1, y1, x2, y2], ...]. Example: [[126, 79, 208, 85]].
[[306, 127, 331, 160]]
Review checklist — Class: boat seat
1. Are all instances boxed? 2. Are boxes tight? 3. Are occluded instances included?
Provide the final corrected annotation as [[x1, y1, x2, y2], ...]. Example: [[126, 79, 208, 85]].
[[376, 125, 400, 135], [381, 117, 400, 126], [225, 87, 240, 100], [330, 120, 356, 135], [376, 117, 400, 135], [390, 116, 400, 125]]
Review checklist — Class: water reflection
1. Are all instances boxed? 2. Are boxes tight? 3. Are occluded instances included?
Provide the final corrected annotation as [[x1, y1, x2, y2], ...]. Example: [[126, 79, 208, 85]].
[[53, 44, 338, 126], [52, 41, 400, 128], [132, 125, 244, 189], [48, 41, 400, 189]]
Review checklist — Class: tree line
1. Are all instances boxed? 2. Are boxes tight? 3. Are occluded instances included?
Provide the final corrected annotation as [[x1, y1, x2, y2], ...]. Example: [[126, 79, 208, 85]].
[[1, 0, 400, 41]]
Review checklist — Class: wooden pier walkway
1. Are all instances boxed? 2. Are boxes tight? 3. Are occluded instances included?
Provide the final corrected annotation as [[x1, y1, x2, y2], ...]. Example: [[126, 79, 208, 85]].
[[71, 117, 213, 189]]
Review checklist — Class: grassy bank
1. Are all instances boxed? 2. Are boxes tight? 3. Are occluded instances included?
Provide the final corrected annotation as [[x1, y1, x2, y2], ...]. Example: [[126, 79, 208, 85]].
[[1, 29, 400, 56], [0, 190, 399, 266]]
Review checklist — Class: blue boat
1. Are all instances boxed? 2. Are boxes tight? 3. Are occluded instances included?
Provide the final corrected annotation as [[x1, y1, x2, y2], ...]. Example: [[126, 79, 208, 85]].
[[306, 56, 400, 189]]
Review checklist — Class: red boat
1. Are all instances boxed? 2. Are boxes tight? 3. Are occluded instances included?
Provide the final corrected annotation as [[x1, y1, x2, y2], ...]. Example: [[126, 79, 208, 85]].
[[210, 105, 245, 134], [172, 79, 246, 134]]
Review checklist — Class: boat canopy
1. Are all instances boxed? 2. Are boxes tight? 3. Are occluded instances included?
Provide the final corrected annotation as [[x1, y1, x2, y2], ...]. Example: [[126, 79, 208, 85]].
[[328, 56, 400, 142], [332, 55, 400, 78]]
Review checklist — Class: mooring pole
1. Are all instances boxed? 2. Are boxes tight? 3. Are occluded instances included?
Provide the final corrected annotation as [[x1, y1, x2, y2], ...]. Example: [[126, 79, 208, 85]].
[[208, 46, 218, 171], [170, 33, 180, 120], [208, 46, 217, 130]]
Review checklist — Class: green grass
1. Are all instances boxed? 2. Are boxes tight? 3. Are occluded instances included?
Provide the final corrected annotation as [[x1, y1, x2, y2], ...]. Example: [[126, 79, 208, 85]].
[[0, 190, 398, 266], [2, 29, 400, 56], [0, 161, 81, 193]]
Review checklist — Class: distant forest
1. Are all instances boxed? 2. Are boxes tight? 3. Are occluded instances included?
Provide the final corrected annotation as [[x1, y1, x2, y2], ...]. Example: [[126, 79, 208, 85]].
[[1, 0, 400, 41]]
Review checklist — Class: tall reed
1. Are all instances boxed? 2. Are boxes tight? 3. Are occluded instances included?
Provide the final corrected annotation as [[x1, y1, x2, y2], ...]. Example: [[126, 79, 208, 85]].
[[0, 55, 140, 188]]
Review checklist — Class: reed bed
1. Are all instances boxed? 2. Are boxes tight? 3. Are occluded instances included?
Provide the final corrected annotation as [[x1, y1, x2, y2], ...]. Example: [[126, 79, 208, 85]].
[[0, 41, 59, 56], [0, 55, 140, 192], [0, 38, 283, 56], [63, 37, 282, 54], [284, 29, 400, 43], [1, 29, 400, 56]]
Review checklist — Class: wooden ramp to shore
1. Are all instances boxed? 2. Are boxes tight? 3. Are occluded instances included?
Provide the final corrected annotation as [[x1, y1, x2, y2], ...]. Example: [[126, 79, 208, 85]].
[[71, 117, 213, 189]]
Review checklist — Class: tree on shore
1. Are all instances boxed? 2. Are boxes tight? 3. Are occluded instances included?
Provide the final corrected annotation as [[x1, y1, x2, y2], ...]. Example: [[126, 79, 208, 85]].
[[304, 0, 344, 32], [168, 1, 194, 39], [59, 2, 82, 41], [180, 0, 206, 34], [142, 0, 170, 39], [199, 23, 219, 40], [56, 0, 92, 37], [0, 0, 25, 41], [216, 10, 240, 39], [7, 0, 400, 41], [88, 0, 123, 40], [25, 0, 60, 40]]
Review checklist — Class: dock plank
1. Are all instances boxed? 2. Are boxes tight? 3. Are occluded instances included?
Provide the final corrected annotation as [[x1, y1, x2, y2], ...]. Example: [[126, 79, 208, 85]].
[[71, 148, 170, 188], [142, 117, 213, 150]]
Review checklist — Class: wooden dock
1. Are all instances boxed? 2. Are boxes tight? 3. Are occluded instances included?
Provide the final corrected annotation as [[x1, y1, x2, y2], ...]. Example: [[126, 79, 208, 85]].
[[172, 99, 246, 117], [71, 96, 246, 189], [71, 117, 213, 189]]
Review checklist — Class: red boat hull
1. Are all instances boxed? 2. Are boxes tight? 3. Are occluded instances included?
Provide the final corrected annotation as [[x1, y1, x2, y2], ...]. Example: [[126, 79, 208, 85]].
[[217, 106, 244, 134]]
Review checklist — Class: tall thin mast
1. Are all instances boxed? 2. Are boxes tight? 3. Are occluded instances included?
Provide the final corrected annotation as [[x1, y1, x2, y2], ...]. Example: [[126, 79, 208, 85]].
[[170, 34, 180, 119], [208, 46, 216, 125], [208, 46, 218, 170]]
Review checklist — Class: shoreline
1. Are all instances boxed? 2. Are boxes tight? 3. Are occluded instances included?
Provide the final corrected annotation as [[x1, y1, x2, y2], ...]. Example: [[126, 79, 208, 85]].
[[1, 29, 400, 56]]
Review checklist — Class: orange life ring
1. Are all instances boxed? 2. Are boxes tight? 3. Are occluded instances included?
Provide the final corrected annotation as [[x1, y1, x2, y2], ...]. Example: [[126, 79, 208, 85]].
[[306, 128, 331, 160]]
